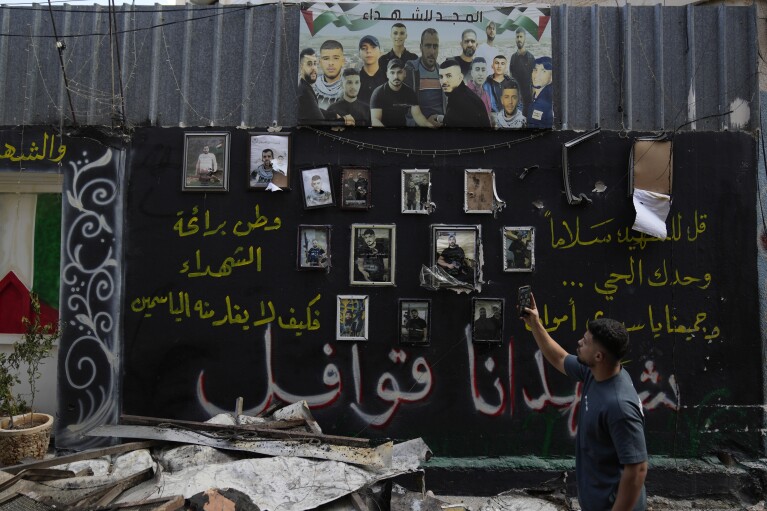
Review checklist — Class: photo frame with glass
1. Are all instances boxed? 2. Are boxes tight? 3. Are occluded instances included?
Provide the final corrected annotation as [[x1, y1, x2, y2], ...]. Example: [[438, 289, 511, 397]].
[[340, 166, 371, 210], [182, 132, 230, 192], [350, 224, 396, 286], [401, 169, 431, 214], [503, 226, 535, 272], [464, 168, 496, 214], [337, 295, 369, 341], [471, 298, 504, 343], [399, 299, 431, 346], [248, 132, 291, 191], [297, 225, 331, 270], [430, 225, 481, 288], [300, 166, 334, 209]]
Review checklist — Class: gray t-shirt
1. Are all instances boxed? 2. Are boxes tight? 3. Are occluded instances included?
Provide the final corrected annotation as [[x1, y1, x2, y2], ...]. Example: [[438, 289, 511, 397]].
[[564, 355, 648, 511]]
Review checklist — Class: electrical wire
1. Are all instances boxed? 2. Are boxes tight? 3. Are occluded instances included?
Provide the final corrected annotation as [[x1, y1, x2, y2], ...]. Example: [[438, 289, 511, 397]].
[[0, 4, 253, 38], [45, 0, 77, 124], [109, 0, 127, 127]]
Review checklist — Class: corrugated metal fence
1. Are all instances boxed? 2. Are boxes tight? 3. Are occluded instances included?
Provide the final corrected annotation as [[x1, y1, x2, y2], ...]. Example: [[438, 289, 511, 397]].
[[0, 2, 757, 131]]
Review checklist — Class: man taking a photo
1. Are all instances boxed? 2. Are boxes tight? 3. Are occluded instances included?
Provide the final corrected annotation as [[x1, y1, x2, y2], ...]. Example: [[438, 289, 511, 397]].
[[520, 294, 648, 511]]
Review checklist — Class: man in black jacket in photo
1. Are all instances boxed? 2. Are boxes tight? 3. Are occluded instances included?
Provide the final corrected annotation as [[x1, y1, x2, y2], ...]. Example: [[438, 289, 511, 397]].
[[438, 59, 490, 128]]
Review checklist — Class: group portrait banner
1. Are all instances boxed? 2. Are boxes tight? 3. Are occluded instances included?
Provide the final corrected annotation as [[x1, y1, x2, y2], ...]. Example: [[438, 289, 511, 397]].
[[298, 3, 552, 130]]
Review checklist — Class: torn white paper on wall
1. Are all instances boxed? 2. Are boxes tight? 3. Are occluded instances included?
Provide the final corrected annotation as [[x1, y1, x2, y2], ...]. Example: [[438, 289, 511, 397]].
[[632, 188, 671, 239]]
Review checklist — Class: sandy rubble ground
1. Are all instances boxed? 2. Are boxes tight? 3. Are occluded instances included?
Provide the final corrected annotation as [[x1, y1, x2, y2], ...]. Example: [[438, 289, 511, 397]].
[[390, 485, 764, 511]]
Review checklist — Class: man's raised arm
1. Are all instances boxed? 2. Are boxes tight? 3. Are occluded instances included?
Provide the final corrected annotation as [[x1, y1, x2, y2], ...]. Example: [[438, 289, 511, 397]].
[[520, 293, 568, 375]]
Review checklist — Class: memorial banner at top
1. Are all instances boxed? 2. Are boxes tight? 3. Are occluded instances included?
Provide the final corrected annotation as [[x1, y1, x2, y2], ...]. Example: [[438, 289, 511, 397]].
[[298, 3, 552, 129]]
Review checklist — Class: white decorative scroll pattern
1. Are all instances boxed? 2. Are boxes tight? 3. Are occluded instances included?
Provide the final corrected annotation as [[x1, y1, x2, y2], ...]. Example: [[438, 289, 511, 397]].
[[56, 148, 123, 449]]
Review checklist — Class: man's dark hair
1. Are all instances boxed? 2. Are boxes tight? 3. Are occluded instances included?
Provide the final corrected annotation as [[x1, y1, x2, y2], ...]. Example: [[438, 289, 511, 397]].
[[440, 58, 461, 70], [342, 68, 360, 78], [320, 39, 343, 52], [362, 228, 376, 236], [515, 27, 526, 35], [471, 57, 487, 65], [500, 79, 519, 92], [421, 27, 438, 45], [262, 148, 274, 156], [493, 54, 507, 62], [299, 48, 316, 62], [588, 318, 629, 362], [461, 28, 477, 41], [392, 22, 406, 30]]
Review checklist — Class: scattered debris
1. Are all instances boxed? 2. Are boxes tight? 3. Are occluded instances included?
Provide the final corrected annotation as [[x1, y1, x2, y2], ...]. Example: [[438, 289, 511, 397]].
[[0, 402, 430, 511]]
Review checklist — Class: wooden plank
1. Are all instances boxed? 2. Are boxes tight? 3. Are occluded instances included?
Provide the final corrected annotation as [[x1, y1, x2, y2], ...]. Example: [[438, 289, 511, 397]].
[[0, 441, 162, 474], [90, 484, 126, 508], [120, 414, 372, 448], [0, 468, 77, 493], [350, 491, 370, 511], [154, 495, 185, 511], [70, 468, 154, 509], [91, 495, 184, 511], [123, 414, 307, 432], [234, 397, 244, 419]]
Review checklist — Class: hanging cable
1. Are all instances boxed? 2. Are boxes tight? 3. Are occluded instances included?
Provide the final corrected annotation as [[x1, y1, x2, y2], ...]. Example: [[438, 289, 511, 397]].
[[109, 0, 127, 129], [757, 110, 767, 237], [46, 0, 77, 125], [2, 5, 252, 39], [307, 127, 547, 157], [108, 0, 116, 128]]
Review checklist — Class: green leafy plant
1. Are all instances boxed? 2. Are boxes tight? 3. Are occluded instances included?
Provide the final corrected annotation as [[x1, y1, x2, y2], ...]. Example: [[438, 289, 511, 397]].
[[0, 352, 22, 420], [0, 293, 60, 430]]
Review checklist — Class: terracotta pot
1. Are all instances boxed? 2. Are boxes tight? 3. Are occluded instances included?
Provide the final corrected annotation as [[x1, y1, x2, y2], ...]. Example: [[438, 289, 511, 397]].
[[0, 413, 54, 466]]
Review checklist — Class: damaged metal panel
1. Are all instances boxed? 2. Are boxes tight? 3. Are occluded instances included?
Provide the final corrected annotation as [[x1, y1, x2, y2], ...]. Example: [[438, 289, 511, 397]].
[[0, 3, 757, 130], [87, 424, 394, 468], [559, 3, 757, 132]]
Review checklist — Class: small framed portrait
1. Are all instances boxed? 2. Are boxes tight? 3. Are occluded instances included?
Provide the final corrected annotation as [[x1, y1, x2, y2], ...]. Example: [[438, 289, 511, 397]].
[[248, 132, 291, 191], [297, 225, 330, 270], [401, 169, 431, 214], [300, 167, 334, 209], [430, 225, 481, 288], [337, 295, 369, 341], [182, 132, 230, 192], [399, 299, 431, 346], [464, 169, 496, 213], [350, 224, 395, 286], [472, 298, 504, 343], [340, 166, 371, 210], [503, 226, 535, 272]]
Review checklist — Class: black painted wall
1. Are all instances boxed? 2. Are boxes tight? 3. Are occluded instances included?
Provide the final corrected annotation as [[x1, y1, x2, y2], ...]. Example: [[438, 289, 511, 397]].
[[122, 127, 760, 458]]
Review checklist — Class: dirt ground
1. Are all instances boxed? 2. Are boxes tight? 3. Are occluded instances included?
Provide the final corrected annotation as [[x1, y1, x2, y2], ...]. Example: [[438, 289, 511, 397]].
[[391, 485, 764, 511]]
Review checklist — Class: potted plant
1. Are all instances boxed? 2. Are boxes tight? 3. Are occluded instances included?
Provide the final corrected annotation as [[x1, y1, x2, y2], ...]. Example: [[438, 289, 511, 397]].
[[0, 293, 60, 465]]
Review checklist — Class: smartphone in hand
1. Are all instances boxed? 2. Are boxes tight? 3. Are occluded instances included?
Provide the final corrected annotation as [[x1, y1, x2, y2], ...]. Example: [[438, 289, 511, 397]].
[[518, 285, 532, 316]]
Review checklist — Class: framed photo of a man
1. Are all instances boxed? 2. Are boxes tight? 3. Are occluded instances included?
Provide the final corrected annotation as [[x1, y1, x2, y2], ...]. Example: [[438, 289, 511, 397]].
[[503, 226, 535, 272], [340, 167, 371, 210], [297, 225, 331, 270], [399, 299, 430, 346], [300, 167, 334, 209], [249, 133, 291, 191], [182, 132, 229, 192], [472, 298, 504, 343], [401, 169, 431, 214], [350, 224, 395, 286], [430, 225, 481, 288], [464, 169, 496, 213], [337, 295, 369, 341]]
